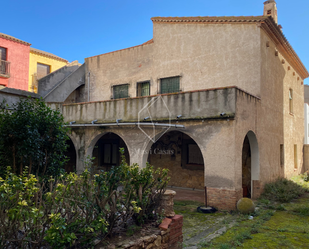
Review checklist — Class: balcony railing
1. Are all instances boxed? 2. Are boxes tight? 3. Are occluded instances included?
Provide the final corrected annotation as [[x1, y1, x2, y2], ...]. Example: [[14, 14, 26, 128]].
[[0, 60, 10, 78]]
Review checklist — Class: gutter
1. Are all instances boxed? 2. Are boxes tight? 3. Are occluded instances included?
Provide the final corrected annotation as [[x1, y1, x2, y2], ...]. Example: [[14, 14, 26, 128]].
[[64, 122, 185, 128]]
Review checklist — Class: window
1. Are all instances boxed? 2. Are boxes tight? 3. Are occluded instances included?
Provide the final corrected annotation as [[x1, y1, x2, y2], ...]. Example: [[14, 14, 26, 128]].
[[280, 144, 284, 167], [113, 84, 129, 99], [187, 144, 204, 165], [137, 81, 150, 97], [37, 63, 50, 79], [267, 10, 272, 15], [0, 47, 7, 61], [103, 143, 118, 165], [0, 47, 9, 77], [294, 144, 298, 169], [289, 89, 293, 113], [181, 138, 204, 170], [161, 76, 180, 94]]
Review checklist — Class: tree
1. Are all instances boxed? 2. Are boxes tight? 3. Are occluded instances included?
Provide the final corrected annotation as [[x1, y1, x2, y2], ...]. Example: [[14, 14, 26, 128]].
[[0, 97, 69, 178]]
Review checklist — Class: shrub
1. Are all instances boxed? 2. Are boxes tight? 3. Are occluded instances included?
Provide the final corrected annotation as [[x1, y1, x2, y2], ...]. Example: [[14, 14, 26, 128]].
[[260, 178, 305, 203], [0, 151, 170, 248], [0, 97, 69, 178]]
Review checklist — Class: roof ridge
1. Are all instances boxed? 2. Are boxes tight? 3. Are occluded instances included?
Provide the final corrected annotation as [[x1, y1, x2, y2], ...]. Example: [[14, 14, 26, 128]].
[[0, 32, 31, 46], [86, 39, 154, 59], [30, 47, 68, 62]]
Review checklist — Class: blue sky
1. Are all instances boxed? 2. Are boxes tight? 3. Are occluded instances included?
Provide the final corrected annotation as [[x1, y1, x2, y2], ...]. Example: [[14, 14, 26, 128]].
[[2, 0, 309, 84]]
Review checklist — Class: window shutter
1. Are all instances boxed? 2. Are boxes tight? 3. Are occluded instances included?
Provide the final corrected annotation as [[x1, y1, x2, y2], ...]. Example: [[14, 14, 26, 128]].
[[137, 81, 150, 96], [0, 47, 7, 61], [161, 76, 180, 94], [37, 63, 50, 79], [113, 84, 129, 99]]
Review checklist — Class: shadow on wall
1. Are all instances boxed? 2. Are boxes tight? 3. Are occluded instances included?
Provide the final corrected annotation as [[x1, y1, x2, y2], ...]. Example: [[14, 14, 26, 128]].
[[92, 132, 130, 172]]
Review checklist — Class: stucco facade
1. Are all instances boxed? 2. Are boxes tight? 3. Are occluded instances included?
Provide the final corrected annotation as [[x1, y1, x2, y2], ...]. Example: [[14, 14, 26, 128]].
[[29, 48, 68, 92], [0, 33, 30, 90], [47, 1, 309, 210]]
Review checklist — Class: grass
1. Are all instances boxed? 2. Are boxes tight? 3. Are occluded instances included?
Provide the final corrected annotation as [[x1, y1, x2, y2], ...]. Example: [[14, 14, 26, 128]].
[[196, 175, 309, 248]]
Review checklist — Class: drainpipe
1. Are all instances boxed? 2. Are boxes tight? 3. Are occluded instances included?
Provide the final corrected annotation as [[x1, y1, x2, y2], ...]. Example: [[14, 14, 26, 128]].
[[87, 72, 90, 102]]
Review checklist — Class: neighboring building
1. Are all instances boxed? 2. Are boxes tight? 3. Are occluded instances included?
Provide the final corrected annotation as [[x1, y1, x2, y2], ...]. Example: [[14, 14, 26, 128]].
[[46, 1, 309, 210], [0, 33, 31, 91], [29, 48, 68, 92], [303, 85, 309, 144]]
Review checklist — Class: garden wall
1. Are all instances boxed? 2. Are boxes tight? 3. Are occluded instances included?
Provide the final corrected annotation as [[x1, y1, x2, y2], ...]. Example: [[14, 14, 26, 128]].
[[100, 190, 183, 249]]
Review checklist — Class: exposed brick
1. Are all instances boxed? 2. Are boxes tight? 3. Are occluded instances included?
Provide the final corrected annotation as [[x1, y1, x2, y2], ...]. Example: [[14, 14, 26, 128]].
[[159, 218, 172, 231]]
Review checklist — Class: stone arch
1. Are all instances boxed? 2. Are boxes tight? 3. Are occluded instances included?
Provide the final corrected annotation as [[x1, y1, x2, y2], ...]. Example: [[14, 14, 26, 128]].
[[242, 130, 259, 198], [144, 129, 205, 190], [87, 132, 130, 172]]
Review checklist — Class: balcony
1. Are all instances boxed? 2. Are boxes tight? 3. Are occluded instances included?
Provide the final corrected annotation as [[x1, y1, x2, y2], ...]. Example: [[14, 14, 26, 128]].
[[0, 60, 10, 78], [50, 87, 238, 124]]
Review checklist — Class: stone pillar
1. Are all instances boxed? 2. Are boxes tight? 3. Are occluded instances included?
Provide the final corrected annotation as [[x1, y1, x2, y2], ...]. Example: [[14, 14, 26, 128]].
[[159, 189, 176, 217]]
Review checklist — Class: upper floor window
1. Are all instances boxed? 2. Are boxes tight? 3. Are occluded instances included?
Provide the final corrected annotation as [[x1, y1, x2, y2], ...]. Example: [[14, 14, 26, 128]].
[[0, 47, 7, 61], [37, 63, 50, 79], [289, 89, 293, 114], [113, 84, 129, 99], [161, 76, 180, 94], [0, 47, 10, 77], [137, 81, 150, 97]]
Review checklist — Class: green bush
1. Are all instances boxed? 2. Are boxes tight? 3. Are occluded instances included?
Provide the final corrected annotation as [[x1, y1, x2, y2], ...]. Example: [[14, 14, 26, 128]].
[[260, 178, 305, 203], [0, 151, 170, 248], [0, 97, 69, 178]]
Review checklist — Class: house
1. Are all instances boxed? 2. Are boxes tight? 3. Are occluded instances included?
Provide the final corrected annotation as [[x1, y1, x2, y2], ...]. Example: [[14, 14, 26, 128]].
[[0, 33, 31, 91], [29, 48, 68, 93], [0, 32, 69, 94], [45, 0, 309, 210]]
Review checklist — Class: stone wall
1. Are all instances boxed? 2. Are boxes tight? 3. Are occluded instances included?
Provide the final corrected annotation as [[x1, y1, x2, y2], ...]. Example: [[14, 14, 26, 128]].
[[100, 190, 183, 249]]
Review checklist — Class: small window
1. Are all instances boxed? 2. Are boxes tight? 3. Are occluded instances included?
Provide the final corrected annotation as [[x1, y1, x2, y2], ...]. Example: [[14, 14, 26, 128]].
[[0, 47, 7, 61], [161, 76, 180, 94], [289, 89, 293, 113], [113, 84, 129, 99], [294, 144, 298, 169], [280, 144, 284, 167], [267, 10, 272, 15], [37, 63, 50, 79], [137, 81, 150, 97]]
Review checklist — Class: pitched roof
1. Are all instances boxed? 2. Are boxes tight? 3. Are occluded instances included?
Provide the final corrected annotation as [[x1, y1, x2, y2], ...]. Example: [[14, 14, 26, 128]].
[[151, 15, 309, 79], [0, 32, 31, 46], [151, 16, 267, 23], [30, 47, 68, 63]]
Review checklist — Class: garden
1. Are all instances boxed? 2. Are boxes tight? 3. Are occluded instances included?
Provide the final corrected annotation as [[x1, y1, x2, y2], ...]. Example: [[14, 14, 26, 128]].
[[0, 98, 170, 248]]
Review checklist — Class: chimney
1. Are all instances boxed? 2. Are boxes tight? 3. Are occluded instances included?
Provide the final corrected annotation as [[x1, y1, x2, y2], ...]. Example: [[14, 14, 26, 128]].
[[263, 0, 278, 24]]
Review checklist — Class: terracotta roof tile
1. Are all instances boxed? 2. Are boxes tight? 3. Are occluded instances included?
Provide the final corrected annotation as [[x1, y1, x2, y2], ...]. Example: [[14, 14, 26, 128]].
[[0, 32, 31, 46], [151, 15, 267, 23], [30, 48, 68, 63]]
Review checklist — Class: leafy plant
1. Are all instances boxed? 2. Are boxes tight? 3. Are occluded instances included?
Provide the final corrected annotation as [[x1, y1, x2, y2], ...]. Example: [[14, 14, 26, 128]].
[[0, 97, 69, 178], [260, 178, 305, 203]]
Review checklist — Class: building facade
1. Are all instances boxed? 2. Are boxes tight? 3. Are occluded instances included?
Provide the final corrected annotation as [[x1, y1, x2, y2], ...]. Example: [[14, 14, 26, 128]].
[[47, 1, 308, 210], [29, 48, 68, 92], [0, 33, 31, 90]]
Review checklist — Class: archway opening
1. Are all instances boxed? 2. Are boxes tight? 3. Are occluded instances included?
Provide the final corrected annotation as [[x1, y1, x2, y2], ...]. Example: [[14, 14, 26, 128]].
[[64, 138, 77, 173], [92, 133, 129, 172], [242, 135, 251, 198], [148, 131, 204, 190], [242, 131, 259, 198]]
